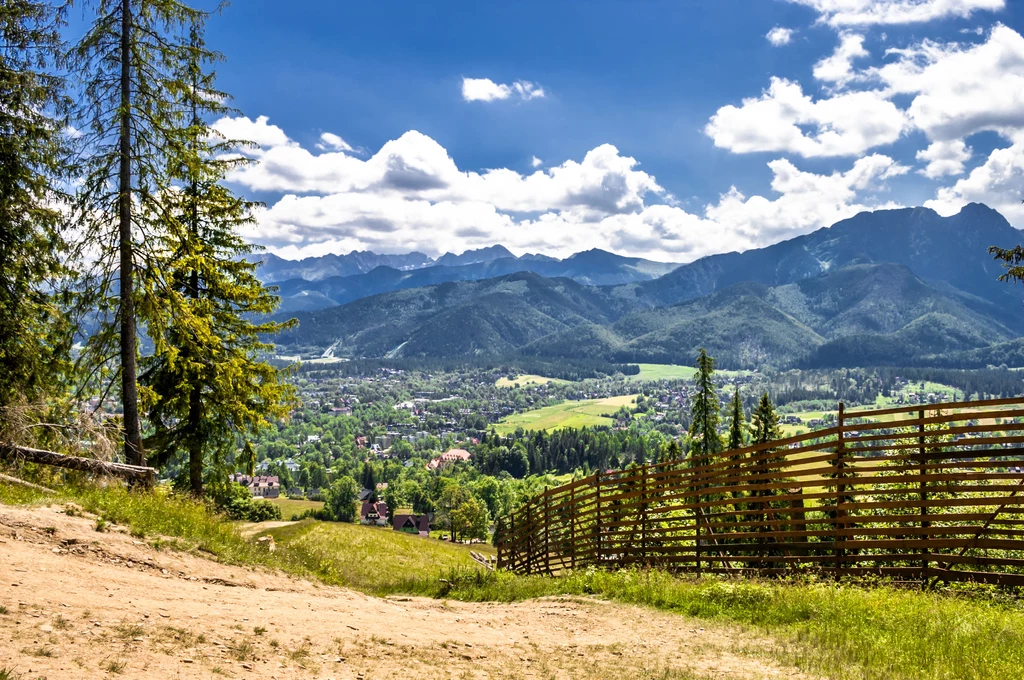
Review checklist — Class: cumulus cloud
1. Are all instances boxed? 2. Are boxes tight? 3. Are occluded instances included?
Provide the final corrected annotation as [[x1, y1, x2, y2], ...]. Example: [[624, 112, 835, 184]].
[[461, 77, 545, 102], [813, 32, 869, 88], [916, 139, 972, 178], [870, 24, 1024, 142], [212, 114, 292, 148], [705, 77, 906, 157], [766, 27, 794, 46], [925, 141, 1024, 223], [531, 156, 543, 168], [316, 132, 354, 153], [216, 116, 908, 262], [787, 0, 1005, 27]]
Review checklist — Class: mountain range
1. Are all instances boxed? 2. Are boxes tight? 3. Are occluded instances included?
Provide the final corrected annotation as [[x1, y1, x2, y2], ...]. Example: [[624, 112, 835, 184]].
[[267, 204, 1024, 369]]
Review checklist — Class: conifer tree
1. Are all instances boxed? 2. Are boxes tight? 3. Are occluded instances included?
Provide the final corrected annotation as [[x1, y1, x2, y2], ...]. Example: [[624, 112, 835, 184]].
[[71, 0, 205, 466], [727, 386, 745, 451], [0, 1, 72, 412], [688, 348, 721, 468], [749, 392, 783, 500], [139, 22, 296, 495]]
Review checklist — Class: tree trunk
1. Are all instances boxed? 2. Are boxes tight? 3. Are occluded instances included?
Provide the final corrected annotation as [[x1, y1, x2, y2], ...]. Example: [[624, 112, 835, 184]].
[[187, 269, 202, 495], [118, 0, 144, 468]]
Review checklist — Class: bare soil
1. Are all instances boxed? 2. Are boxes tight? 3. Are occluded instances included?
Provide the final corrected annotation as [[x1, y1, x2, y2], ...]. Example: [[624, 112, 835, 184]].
[[0, 504, 816, 679]]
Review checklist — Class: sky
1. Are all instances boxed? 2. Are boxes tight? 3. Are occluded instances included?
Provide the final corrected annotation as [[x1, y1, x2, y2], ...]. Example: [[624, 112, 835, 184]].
[[190, 0, 1024, 262]]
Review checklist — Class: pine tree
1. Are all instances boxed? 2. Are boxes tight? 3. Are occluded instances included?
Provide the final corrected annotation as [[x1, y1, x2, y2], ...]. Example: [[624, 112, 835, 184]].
[[139, 22, 296, 495], [688, 348, 721, 468], [0, 1, 72, 412], [71, 0, 204, 467], [727, 386, 745, 451], [751, 392, 780, 446]]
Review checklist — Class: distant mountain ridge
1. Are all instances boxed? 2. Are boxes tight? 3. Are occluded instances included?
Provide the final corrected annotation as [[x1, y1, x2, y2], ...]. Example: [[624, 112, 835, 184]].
[[271, 203, 1024, 369], [265, 248, 681, 313]]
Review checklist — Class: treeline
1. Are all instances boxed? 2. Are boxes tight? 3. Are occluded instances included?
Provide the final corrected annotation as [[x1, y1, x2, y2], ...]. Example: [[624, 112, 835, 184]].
[[0, 1, 293, 498], [291, 356, 639, 381]]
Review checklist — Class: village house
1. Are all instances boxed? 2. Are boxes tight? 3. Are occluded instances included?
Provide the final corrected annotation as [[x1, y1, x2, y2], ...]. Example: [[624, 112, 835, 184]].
[[392, 513, 430, 536], [427, 448, 472, 471], [229, 473, 281, 499], [360, 500, 389, 526]]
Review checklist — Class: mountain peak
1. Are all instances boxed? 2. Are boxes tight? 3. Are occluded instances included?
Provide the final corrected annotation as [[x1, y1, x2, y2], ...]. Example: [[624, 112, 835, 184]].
[[435, 245, 516, 267]]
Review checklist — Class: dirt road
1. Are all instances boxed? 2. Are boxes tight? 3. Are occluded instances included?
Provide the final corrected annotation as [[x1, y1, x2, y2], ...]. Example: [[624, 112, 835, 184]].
[[0, 504, 814, 679]]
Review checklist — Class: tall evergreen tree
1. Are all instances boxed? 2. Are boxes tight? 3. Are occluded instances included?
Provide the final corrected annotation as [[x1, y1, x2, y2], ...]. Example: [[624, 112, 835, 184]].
[[139, 22, 296, 495], [0, 1, 72, 413], [750, 392, 780, 446], [727, 386, 745, 451], [71, 0, 204, 466], [688, 348, 721, 468]]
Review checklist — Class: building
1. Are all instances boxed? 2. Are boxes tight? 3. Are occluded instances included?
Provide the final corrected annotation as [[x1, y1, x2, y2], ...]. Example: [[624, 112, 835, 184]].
[[427, 448, 472, 471], [229, 473, 281, 499], [360, 500, 389, 526], [392, 514, 430, 536]]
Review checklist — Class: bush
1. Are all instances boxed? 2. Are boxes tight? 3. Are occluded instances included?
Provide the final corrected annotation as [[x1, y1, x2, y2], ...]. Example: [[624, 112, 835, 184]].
[[210, 482, 282, 522]]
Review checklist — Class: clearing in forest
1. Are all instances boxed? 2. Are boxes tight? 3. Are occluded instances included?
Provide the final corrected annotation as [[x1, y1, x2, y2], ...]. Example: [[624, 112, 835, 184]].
[[494, 394, 637, 434]]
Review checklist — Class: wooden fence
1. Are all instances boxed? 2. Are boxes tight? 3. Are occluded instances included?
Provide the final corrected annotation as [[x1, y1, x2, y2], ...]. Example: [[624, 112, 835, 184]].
[[495, 397, 1024, 587]]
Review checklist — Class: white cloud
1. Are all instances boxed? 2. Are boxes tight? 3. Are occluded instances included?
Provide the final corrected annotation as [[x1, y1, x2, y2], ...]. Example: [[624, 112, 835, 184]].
[[705, 77, 906, 157], [788, 0, 1005, 27], [871, 24, 1024, 143], [813, 32, 869, 88], [212, 114, 292, 148], [766, 27, 795, 46], [925, 141, 1024, 223], [916, 139, 972, 178], [216, 116, 910, 262], [531, 156, 543, 168], [316, 132, 354, 153], [461, 77, 545, 102]]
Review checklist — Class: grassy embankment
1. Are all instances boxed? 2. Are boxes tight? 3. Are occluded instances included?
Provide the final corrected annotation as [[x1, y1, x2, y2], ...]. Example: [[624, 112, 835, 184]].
[[493, 394, 636, 434], [267, 496, 324, 519], [3, 478, 1024, 679]]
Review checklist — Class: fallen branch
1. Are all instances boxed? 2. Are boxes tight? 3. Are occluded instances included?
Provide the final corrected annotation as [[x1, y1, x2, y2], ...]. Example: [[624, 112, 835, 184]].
[[0, 444, 155, 486], [0, 473, 56, 494]]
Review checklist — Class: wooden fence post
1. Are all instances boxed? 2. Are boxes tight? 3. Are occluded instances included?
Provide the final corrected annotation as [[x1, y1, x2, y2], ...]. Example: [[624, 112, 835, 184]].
[[694, 466, 702, 577], [543, 487, 550, 575], [919, 408, 929, 581], [570, 483, 576, 572], [641, 465, 648, 568], [835, 402, 846, 580], [594, 470, 602, 566], [526, 502, 535, 575]]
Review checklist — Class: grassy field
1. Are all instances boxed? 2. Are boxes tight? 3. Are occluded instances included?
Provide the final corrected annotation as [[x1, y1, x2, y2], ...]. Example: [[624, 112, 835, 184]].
[[268, 496, 324, 519], [430, 568, 1024, 680], [261, 520, 494, 594], [625, 363, 697, 382], [494, 374, 572, 388], [493, 394, 637, 434]]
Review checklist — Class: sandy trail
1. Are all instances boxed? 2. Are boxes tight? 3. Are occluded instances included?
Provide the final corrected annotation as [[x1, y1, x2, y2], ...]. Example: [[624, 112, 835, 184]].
[[0, 504, 815, 679]]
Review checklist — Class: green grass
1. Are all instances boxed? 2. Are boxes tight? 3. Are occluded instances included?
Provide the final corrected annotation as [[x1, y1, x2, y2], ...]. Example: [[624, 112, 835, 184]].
[[494, 394, 637, 434], [625, 364, 697, 382], [267, 497, 324, 520], [428, 567, 1024, 680], [260, 520, 494, 595], [495, 374, 572, 388]]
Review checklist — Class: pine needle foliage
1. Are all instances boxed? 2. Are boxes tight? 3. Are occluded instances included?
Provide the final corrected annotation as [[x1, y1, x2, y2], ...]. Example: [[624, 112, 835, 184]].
[[688, 348, 721, 468], [0, 0, 73, 410], [69, 0, 208, 466], [139, 21, 296, 495]]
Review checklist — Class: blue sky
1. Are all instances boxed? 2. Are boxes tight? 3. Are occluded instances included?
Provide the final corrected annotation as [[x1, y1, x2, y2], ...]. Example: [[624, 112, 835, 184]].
[[189, 0, 1024, 261]]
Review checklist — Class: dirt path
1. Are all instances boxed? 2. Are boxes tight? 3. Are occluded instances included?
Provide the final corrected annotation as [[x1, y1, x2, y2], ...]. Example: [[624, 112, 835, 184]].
[[0, 504, 816, 679]]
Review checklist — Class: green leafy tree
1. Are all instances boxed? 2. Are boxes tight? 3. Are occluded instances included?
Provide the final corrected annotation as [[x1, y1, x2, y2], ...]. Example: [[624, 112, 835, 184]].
[[0, 1, 72, 413], [449, 494, 489, 543], [71, 0, 207, 466], [324, 475, 359, 522], [689, 348, 722, 468], [139, 22, 296, 495]]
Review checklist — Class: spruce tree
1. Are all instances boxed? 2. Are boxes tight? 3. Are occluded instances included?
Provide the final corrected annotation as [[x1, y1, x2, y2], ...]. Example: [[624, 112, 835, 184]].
[[0, 1, 72, 412], [139, 22, 296, 495], [688, 348, 721, 468], [727, 386, 745, 450], [71, 0, 204, 467]]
